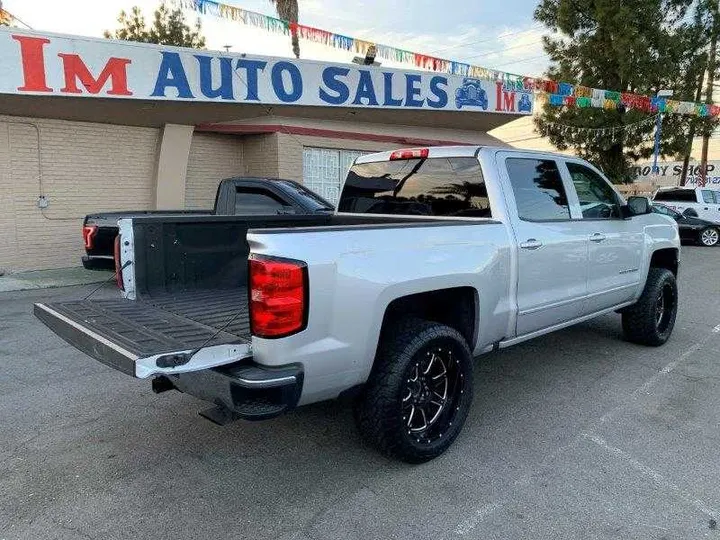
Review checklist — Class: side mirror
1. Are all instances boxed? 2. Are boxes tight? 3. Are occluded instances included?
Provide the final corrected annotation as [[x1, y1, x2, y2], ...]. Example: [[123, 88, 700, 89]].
[[625, 196, 652, 216], [682, 208, 699, 218]]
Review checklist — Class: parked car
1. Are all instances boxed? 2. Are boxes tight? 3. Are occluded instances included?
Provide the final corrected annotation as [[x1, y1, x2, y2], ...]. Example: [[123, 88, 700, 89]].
[[652, 203, 719, 246], [81, 177, 334, 269], [455, 78, 489, 110], [36, 146, 680, 463], [653, 186, 720, 224]]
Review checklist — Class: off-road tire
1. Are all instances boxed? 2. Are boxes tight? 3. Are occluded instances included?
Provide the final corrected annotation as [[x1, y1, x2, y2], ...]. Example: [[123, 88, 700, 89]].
[[621, 267, 678, 346], [355, 318, 474, 463]]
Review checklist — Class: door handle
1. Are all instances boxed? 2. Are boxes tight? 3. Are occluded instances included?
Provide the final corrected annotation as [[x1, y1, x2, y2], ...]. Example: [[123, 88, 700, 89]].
[[520, 238, 543, 250], [590, 233, 606, 242]]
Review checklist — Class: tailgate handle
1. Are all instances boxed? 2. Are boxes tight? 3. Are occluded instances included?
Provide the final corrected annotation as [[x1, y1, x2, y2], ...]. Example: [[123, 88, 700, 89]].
[[156, 352, 191, 368]]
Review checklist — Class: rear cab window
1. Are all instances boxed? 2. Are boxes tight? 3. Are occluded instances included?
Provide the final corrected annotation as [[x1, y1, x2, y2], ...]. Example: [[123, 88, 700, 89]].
[[339, 156, 491, 217], [235, 188, 292, 215]]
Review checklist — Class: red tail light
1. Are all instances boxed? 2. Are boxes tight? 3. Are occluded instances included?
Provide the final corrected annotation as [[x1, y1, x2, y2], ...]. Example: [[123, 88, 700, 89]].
[[114, 235, 124, 291], [249, 255, 307, 338], [389, 148, 429, 160], [82, 225, 98, 249]]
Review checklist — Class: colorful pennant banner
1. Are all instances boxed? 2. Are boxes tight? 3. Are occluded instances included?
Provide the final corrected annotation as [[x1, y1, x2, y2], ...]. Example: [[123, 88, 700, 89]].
[[177, 0, 720, 119], [174, 0, 521, 83], [532, 82, 720, 118]]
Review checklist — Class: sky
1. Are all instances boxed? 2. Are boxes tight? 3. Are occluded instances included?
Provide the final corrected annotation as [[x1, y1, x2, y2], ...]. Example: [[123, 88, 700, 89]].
[[2, 0, 552, 77]]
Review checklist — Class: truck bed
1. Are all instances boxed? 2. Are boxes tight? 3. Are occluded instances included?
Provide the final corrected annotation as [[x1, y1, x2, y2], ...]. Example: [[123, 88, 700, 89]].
[[38, 213, 451, 378], [35, 288, 250, 375]]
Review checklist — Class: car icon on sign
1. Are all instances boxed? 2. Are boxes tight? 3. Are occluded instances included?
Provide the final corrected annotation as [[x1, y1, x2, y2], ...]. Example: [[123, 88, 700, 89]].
[[518, 93, 532, 112], [455, 78, 489, 110]]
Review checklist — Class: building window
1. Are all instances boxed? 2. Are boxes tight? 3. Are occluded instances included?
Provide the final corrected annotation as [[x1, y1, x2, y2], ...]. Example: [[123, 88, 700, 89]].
[[303, 147, 370, 205]]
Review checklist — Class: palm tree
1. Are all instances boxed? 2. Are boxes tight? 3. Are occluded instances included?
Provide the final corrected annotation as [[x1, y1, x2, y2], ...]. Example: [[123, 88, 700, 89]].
[[269, 0, 300, 58]]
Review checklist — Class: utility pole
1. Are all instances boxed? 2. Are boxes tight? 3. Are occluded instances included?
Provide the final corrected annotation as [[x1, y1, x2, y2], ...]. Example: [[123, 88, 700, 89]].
[[700, 0, 720, 185], [652, 90, 674, 174], [680, 68, 707, 185]]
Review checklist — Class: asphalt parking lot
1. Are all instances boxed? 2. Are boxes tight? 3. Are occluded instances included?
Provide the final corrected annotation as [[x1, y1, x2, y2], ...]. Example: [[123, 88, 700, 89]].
[[1, 246, 719, 540]]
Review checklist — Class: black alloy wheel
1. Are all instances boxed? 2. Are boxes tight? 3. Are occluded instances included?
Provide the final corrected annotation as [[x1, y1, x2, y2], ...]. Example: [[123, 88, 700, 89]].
[[401, 345, 464, 445]]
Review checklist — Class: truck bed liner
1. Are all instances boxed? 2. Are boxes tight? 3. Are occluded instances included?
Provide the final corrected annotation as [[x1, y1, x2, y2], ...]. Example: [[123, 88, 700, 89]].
[[37, 288, 250, 362]]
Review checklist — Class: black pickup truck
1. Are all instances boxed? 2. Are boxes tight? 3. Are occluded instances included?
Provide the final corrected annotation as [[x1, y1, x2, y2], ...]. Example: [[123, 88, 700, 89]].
[[82, 177, 334, 269]]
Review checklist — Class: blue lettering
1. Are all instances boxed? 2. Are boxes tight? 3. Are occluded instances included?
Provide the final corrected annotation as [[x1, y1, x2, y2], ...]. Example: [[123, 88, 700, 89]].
[[427, 76, 448, 109], [152, 52, 194, 98], [382, 72, 403, 106], [352, 70, 379, 106], [319, 66, 350, 104], [195, 55, 234, 100], [271, 61, 303, 103], [405, 74, 424, 107], [236, 59, 267, 101]]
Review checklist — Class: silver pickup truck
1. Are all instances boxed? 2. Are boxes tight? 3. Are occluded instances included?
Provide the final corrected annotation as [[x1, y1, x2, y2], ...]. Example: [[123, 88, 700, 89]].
[[35, 146, 680, 462]]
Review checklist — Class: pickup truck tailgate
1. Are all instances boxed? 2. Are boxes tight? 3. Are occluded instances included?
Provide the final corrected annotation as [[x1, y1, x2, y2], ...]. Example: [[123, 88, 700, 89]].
[[34, 289, 251, 378]]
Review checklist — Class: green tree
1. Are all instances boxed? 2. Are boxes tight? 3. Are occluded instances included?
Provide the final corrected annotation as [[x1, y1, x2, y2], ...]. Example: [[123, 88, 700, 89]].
[[269, 0, 300, 58], [104, 1, 205, 48], [534, 0, 710, 182]]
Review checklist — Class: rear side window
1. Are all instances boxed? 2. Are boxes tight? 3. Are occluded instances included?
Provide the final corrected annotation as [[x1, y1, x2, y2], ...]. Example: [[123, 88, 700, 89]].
[[506, 158, 570, 221], [235, 188, 290, 215], [654, 189, 697, 202], [702, 190, 717, 204], [339, 157, 491, 217]]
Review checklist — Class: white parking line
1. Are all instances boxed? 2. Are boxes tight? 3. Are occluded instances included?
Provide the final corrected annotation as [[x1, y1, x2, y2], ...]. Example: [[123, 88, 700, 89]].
[[455, 502, 501, 536], [451, 329, 719, 536], [583, 433, 720, 520]]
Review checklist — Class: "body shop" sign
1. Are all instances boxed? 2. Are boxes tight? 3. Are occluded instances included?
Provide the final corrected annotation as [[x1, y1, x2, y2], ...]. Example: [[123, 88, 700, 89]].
[[0, 29, 533, 115]]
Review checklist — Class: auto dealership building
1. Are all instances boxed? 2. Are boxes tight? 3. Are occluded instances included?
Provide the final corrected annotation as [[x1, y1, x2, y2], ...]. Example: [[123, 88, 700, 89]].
[[0, 28, 531, 272]]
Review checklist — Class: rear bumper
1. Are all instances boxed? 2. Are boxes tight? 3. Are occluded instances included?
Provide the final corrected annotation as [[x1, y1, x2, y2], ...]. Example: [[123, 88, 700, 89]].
[[168, 361, 304, 421]]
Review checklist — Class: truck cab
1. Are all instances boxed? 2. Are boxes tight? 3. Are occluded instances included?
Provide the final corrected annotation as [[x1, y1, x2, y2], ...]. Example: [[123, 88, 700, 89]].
[[653, 186, 720, 224]]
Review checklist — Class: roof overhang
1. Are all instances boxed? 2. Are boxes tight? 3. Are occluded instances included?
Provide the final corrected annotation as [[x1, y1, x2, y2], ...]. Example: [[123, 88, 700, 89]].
[[0, 93, 520, 132]]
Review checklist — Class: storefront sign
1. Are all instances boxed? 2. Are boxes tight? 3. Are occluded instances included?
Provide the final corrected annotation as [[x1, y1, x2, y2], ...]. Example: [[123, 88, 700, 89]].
[[633, 161, 720, 187], [0, 29, 533, 115]]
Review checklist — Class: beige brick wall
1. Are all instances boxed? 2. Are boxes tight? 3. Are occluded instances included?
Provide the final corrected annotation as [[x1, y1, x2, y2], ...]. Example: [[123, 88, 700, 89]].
[[0, 123, 16, 273], [242, 134, 280, 178], [185, 133, 244, 209], [0, 115, 159, 272]]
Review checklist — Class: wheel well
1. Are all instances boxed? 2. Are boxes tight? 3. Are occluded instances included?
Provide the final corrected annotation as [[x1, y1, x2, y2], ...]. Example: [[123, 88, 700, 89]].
[[379, 287, 477, 349], [650, 248, 679, 276]]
